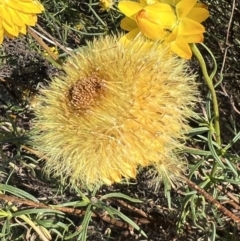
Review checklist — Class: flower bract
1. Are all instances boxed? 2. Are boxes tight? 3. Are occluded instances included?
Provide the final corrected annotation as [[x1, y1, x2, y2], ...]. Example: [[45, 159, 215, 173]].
[[31, 35, 198, 189], [118, 0, 209, 59], [0, 0, 44, 44]]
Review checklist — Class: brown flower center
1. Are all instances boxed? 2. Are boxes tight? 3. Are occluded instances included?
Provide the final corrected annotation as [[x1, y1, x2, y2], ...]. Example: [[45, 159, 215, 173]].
[[68, 75, 105, 111]]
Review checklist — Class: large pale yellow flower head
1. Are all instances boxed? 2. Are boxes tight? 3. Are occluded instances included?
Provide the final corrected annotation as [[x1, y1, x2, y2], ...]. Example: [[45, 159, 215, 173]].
[[119, 0, 209, 59], [0, 0, 44, 44], [31, 35, 198, 189]]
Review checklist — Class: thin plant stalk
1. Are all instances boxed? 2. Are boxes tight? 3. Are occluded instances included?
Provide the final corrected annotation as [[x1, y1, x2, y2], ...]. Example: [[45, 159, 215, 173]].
[[191, 44, 221, 146], [27, 27, 63, 69]]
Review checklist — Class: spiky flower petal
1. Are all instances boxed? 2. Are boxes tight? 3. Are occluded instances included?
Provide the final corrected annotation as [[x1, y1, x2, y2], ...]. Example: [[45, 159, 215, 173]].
[[31, 35, 198, 188]]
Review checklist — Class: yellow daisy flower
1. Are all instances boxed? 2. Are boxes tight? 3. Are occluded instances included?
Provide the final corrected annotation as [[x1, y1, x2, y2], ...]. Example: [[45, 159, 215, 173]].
[[0, 0, 44, 44], [119, 1, 175, 40], [118, 0, 209, 59], [43, 46, 59, 57], [99, 0, 114, 11], [160, 0, 209, 58], [31, 35, 198, 189]]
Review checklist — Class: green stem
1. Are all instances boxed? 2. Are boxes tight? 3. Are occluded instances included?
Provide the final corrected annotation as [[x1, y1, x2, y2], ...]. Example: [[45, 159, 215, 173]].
[[190, 44, 221, 146]]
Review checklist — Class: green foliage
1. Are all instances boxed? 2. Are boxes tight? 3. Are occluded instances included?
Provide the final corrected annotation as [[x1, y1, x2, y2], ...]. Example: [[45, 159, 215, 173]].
[[40, 0, 122, 47], [177, 43, 240, 236]]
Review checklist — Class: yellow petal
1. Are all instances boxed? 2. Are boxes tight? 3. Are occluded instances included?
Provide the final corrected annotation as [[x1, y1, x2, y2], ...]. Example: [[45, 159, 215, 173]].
[[18, 25, 27, 34], [171, 36, 192, 59], [3, 22, 19, 37], [6, 1, 44, 14], [4, 30, 16, 39], [195, 3, 208, 8], [159, 0, 180, 6], [176, 0, 197, 18], [18, 12, 37, 26], [12, 10, 36, 26], [183, 33, 204, 43], [2, 20, 19, 36], [0, 28, 4, 44], [136, 9, 168, 40], [142, 3, 176, 26], [166, 27, 178, 42], [139, 0, 149, 6], [120, 17, 138, 31], [118, 1, 143, 17], [143, 0, 163, 5], [0, 5, 12, 24], [187, 7, 209, 23], [120, 28, 141, 44], [178, 18, 205, 35], [7, 7, 25, 26]]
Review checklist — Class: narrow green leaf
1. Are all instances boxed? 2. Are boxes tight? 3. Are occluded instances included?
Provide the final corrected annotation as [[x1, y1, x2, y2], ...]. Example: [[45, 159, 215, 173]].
[[100, 192, 142, 203], [179, 147, 212, 156], [78, 204, 92, 241], [210, 221, 216, 241], [222, 131, 240, 152], [53, 200, 90, 208], [224, 158, 238, 178], [0, 184, 38, 202], [224, 179, 240, 185], [207, 132, 225, 168], [186, 127, 209, 136], [104, 206, 147, 238], [12, 209, 63, 217], [188, 159, 206, 179], [200, 43, 218, 81]]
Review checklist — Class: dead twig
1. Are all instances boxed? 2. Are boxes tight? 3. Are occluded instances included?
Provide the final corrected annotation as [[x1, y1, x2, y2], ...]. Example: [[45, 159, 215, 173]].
[[182, 176, 240, 225], [27, 27, 59, 61], [0, 193, 156, 230], [35, 24, 74, 57]]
